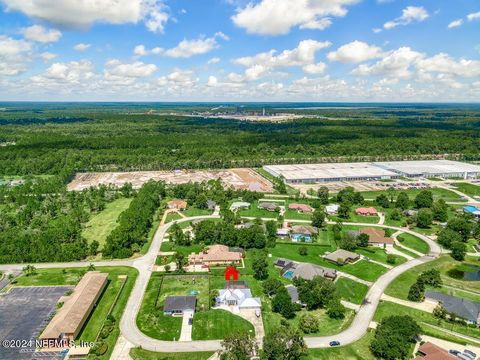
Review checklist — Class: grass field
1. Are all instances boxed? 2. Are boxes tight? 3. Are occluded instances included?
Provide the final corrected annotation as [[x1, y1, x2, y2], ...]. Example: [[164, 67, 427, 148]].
[[396, 233, 430, 254], [82, 197, 133, 248], [182, 207, 213, 217], [335, 277, 369, 304], [375, 301, 480, 341], [393, 244, 419, 258], [385, 256, 480, 299], [15, 266, 138, 360], [192, 309, 255, 340], [130, 349, 214, 360], [452, 183, 480, 198], [355, 247, 407, 266]]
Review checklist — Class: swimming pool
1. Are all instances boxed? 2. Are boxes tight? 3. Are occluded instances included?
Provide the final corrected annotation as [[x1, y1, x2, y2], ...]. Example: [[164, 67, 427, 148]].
[[283, 270, 294, 279]]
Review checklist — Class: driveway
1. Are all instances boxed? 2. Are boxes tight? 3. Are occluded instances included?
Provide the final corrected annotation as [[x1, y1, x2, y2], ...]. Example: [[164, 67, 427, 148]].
[[179, 311, 194, 342]]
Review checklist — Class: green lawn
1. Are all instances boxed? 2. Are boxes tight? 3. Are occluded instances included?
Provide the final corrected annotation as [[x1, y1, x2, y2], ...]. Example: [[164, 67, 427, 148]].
[[14, 266, 138, 360], [330, 214, 380, 224], [304, 330, 375, 359], [396, 233, 430, 254], [182, 207, 213, 217], [130, 349, 214, 360], [192, 309, 255, 340], [335, 277, 369, 304], [393, 244, 419, 258], [82, 197, 133, 248], [385, 256, 480, 299], [375, 301, 480, 341], [137, 273, 182, 341], [269, 243, 387, 282], [355, 247, 407, 266], [452, 183, 480, 198], [165, 212, 183, 223]]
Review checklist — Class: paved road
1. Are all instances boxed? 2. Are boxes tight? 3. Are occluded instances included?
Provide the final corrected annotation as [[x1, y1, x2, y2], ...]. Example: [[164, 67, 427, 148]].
[[0, 212, 442, 353]]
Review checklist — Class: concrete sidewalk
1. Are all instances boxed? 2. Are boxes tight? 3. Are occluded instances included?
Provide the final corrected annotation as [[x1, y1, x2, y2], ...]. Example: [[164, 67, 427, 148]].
[[179, 310, 194, 341]]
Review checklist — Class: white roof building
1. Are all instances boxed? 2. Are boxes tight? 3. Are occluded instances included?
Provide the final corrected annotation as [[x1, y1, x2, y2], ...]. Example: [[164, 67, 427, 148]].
[[325, 204, 339, 214], [217, 288, 261, 309]]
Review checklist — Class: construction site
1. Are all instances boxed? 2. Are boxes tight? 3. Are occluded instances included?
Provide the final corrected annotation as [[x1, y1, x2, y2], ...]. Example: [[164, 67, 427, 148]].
[[67, 168, 273, 192]]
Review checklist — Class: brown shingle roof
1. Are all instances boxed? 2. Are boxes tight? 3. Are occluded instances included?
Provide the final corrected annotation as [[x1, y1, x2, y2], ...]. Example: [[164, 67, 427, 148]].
[[40, 272, 108, 340], [188, 245, 243, 264], [361, 227, 394, 245], [415, 342, 457, 360]]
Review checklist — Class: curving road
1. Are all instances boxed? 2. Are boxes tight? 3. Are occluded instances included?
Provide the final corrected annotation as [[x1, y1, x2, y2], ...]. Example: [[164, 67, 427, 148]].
[[0, 213, 442, 353]]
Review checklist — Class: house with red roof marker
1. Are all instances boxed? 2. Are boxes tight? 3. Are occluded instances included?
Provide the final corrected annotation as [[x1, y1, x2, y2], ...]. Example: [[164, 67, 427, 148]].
[[224, 266, 239, 281]]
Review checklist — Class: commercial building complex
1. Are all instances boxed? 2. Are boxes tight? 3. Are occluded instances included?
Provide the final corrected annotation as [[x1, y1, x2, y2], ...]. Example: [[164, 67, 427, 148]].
[[39, 272, 108, 343], [263, 160, 480, 184]]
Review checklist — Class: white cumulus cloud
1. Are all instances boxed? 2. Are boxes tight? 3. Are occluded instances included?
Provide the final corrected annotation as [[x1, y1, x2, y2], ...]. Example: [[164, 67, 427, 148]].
[[1, 0, 170, 33], [22, 25, 61, 43], [0, 35, 32, 75], [448, 19, 463, 29], [73, 43, 91, 51], [467, 12, 480, 21], [231, 0, 358, 35], [384, 6, 429, 30], [327, 41, 383, 63]]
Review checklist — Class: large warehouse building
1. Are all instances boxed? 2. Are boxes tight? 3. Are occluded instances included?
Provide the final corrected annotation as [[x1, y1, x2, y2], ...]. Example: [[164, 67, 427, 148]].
[[263, 160, 480, 184]]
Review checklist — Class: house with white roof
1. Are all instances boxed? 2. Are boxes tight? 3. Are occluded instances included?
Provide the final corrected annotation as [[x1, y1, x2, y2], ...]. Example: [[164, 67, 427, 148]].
[[216, 288, 261, 309], [325, 204, 339, 215]]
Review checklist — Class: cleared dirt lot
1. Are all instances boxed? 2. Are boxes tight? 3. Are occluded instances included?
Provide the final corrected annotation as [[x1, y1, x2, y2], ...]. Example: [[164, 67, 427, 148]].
[[68, 168, 273, 193]]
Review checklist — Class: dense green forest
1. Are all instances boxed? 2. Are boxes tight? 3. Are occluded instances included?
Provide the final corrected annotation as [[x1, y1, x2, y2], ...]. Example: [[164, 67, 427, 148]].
[[1, 104, 480, 176]]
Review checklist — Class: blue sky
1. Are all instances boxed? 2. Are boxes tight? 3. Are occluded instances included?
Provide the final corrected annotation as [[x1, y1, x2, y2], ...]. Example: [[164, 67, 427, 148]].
[[0, 0, 479, 101]]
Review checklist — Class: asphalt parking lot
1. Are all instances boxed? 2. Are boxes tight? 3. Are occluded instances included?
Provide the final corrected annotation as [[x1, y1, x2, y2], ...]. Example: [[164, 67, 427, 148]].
[[0, 286, 73, 360]]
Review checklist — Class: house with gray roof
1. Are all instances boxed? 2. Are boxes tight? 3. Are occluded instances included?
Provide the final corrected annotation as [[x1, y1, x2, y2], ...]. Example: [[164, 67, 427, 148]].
[[163, 296, 196, 316], [258, 202, 279, 212], [324, 249, 360, 265], [291, 263, 337, 281], [426, 291, 480, 324], [286, 285, 299, 304]]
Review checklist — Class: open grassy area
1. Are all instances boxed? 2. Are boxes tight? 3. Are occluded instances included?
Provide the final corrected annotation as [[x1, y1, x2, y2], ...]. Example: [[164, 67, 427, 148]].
[[130, 349, 214, 360], [355, 247, 407, 266], [452, 183, 480, 198], [385, 256, 480, 299], [335, 277, 369, 304], [330, 214, 380, 224], [82, 197, 132, 248], [375, 301, 480, 341], [396, 233, 430, 254], [269, 243, 387, 282], [304, 330, 375, 359], [165, 212, 183, 223], [192, 309, 255, 340], [14, 266, 138, 360], [182, 206, 213, 217], [393, 244, 419, 258]]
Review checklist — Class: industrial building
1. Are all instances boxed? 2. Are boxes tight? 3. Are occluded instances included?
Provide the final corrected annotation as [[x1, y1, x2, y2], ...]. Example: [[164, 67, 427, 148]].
[[263, 160, 480, 184]]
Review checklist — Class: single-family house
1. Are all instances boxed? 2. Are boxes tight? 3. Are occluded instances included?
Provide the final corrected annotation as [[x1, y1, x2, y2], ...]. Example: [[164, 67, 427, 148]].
[[355, 207, 378, 216], [168, 199, 187, 210], [286, 285, 300, 304], [414, 342, 457, 360], [216, 288, 261, 309], [276, 259, 337, 281], [290, 225, 318, 243], [188, 245, 243, 268], [325, 204, 339, 215], [258, 202, 279, 212], [163, 296, 196, 316], [425, 291, 480, 325], [230, 201, 250, 211], [360, 228, 394, 247], [324, 249, 360, 265], [288, 203, 314, 213]]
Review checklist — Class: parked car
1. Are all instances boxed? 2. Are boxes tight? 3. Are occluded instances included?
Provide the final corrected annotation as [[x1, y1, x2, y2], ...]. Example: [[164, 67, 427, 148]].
[[463, 350, 477, 360], [255, 309, 261, 318], [329, 341, 340, 347], [188, 318, 193, 325], [449, 350, 461, 356]]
